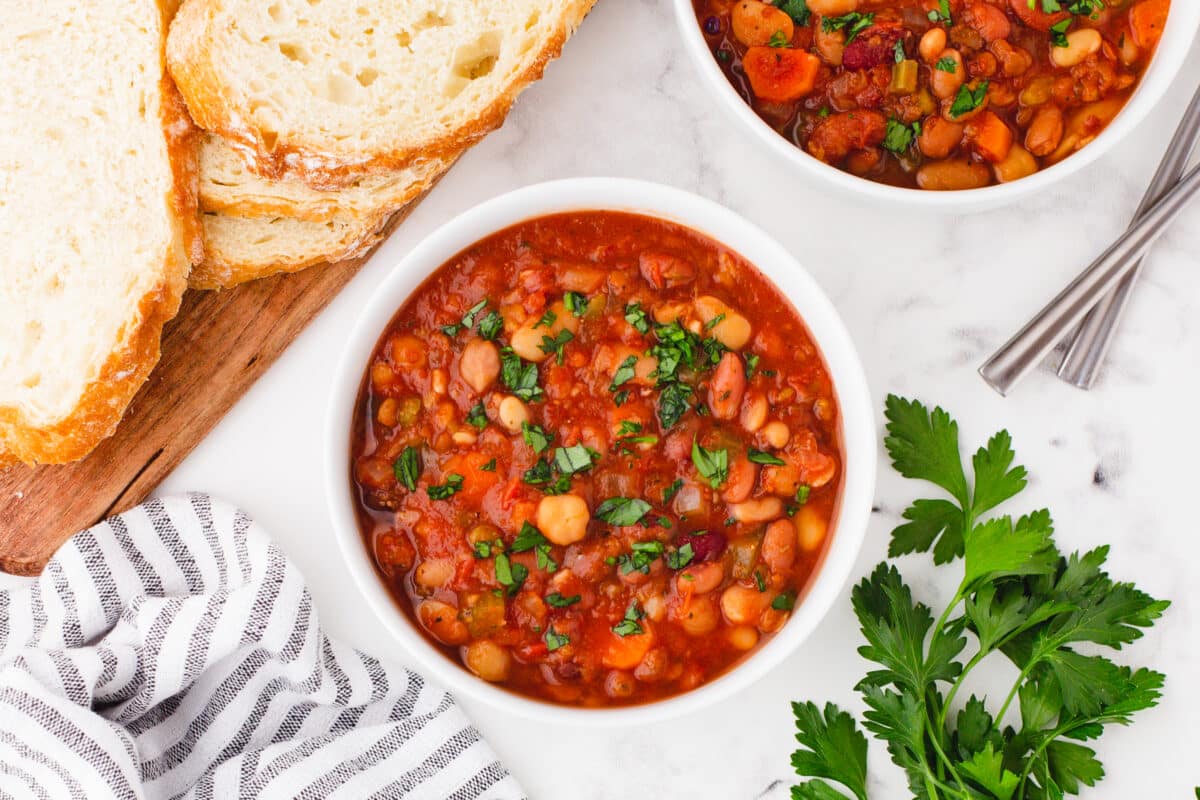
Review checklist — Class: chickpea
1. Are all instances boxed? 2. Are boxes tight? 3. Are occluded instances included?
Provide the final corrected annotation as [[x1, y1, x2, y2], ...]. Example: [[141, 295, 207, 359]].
[[1024, 106, 1064, 157], [497, 395, 529, 433], [807, 0, 859, 14], [468, 524, 500, 547], [389, 334, 426, 369], [762, 519, 797, 574], [993, 144, 1038, 183], [371, 362, 396, 391], [929, 49, 965, 100], [451, 430, 477, 446], [458, 340, 500, 394], [677, 561, 725, 594], [918, 27, 947, 63], [728, 496, 785, 524], [418, 599, 469, 645], [731, 0, 794, 48], [761, 421, 790, 449], [1051, 29, 1102, 68], [376, 397, 399, 427], [604, 670, 636, 699], [536, 494, 591, 546], [740, 390, 768, 433], [678, 594, 720, 636], [729, 625, 759, 651], [720, 585, 772, 625], [414, 558, 453, 592], [796, 505, 828, 552], [463, 640, 511, 682]]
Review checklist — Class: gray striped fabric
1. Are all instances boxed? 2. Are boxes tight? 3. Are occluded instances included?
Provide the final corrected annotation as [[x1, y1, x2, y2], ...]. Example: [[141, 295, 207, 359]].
[[0, 494, 525, 800]]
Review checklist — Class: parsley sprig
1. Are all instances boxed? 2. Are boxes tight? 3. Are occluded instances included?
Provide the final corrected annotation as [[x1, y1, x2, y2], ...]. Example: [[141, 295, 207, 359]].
[[790, 396, 1168, 800]]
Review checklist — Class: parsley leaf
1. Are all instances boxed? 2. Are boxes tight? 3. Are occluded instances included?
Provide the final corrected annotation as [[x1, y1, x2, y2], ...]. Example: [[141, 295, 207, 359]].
[[665, 542, 694, 570], [624, 302, 650, 334], [426, 473, 464, 500], [564, 291, 589, 317], [774, 0, 810, 25], [494, 552, 528, 595], [881, 119, 918, 154], [544, 626, 569, 652], [691, 439, 728, 489], [663, 478, 684, 503], [658, 382, 693, 430], [595, 497, 652, 527], [465, 402, 488, 430], [949, 80, 990, 119], [538, 328, 574, 365], [553, 444, 597, 475], [609, 355, 638, 392], [500, 348, 544, 402], [748, 448, 786, 466], [822, 12, 874, 44], [521, 422, 553, 454], [393, 447, 421, 491], [790, 702, 870, 800], [477, 310, 504, 341], [768, 29, 789, 48], [442, 299, 489, 336], [611, 601, 645, 637], [546, 592, 580, 608], [935, 55, 958, 73]]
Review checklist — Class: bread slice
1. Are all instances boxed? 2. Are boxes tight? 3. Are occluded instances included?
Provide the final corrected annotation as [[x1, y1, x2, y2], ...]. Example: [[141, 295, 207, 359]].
[[199, 134, 448, 223], [190, 209, 390, 290], [0, 0, 200, 466], [168, 0, 597, 187]]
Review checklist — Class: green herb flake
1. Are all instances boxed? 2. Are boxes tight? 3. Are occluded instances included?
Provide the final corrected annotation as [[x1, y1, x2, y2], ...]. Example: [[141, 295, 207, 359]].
[[538, 329, 575, 365], [935, 56, 958, 73], [480, 459, 497, 472], [595, 497, 652, 527], [500, 348, 544, 403], [465, 402, 488, 430], [822, 12, 875, 43], [624, 303, 651, 335], [477, 311, 504, 341], [663, 478, 684, 503], [774, 0, 811, 25], [522, 422, 553, 454], [796, 484, 811, 505], [543, 626, 570, 652], [665, 542, 695, 570], [553, 444, 597, 475], [545, 592, 581, 608], [772, 592, 795, 611], [949, 80, 990, 119], [611, 601, 646, 637], [610, 355, 639, 392], [494, 552, 528, 596], [691, 439, 729, 489], [426, 473, 464, 500], [564, 291, 589, 317], [393, 447, 421, 491], [754, 570, 767, 592], [748, 449, 787, 466]]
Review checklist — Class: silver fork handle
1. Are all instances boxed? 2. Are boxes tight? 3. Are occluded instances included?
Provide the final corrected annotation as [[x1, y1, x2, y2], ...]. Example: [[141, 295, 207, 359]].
[[979, 162, 1200, 396], [1056, 85, 1200, 388]]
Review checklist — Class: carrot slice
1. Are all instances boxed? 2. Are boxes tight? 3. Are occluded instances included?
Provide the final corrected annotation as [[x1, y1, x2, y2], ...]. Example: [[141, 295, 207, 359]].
[[742, 47, 822, 104], [600, 626, 654, 669], [1129, 0, 1169, 47], [966, 111, 1014, 164]]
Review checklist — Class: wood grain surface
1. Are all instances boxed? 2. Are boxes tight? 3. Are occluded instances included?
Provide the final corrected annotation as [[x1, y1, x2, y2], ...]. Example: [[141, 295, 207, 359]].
[[0, 211, 412, 576]]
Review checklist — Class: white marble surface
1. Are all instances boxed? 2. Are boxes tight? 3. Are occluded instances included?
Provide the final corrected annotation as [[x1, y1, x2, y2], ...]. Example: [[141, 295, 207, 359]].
[[16, 0, 1200, 796]]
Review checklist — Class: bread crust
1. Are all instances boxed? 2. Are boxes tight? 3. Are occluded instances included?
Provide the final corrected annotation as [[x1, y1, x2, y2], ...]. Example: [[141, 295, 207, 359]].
[[189, 209, 391, 290], [168, 0, 598, 189], [0, 1, 197, 466]]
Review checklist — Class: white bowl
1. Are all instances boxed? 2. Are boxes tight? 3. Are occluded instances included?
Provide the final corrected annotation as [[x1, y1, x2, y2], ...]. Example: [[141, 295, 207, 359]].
[[673, 1, 1200, 212], [325, 178, 876, 725]]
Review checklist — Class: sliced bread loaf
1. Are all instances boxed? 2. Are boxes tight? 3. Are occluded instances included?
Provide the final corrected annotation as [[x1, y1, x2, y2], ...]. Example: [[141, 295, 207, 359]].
[[199, 134, 449, 223], [190, 210, 390, 290], [0, 0, 199, 465], [168, 0, 597, 187]]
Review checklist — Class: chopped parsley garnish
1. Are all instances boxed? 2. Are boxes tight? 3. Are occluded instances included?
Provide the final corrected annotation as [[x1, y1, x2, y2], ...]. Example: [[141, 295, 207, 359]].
[[393, 447, 421, 491], [545, 592, 581, 608], [796, 484, 811, 505], [494, 552, 528, 595], [610, 355, 638, 392], [881, 119, 919, 154], [691, 439, 729, 489], [523, 459, 554, 485], [564, 291, 589, 317], [611, 601, 646, 637], [748, 449, 786, 466], [927, 0, 951, 24], [511, 522, 548, 553], [553, 444, 597, 475], [472, 540, 499, 559], [949, 81, 989, 119], [1049, 17, 1072, 47], [663, 478, 684, 503], [480, 458, 497, 472], [500, 348, 544, 402], [426, 473, 464, 500], [821, 12, 874, 43], [618, 420, 643, 436], [543, 626, 570, 652], [595, 497, 652, 527], [441, 299, 489, 337], [614, 540, 665, 575], [893, 39, 905, 64], [533, 308, 557, 329], [935, 56, 957, 73], [768, 29, 789, 48], [772, 592, 795, 611], [665, 542, 695, 570], [624, 303, 650, 334], [774, 0, 810, 25], [477, 310, 504, 341], [614, 389, 631, 407], [744, 354, 761, 379], [539, 329, 574, 365], [657, 382, 693, 430], [522, 422, 553, 454], [465, 402, 488, 430], [754, 570, 767, 592], [704, 313, 726, 331]]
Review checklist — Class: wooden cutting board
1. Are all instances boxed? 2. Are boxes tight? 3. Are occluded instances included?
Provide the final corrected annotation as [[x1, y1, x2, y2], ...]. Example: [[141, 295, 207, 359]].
[[0, 209, 417, 576]]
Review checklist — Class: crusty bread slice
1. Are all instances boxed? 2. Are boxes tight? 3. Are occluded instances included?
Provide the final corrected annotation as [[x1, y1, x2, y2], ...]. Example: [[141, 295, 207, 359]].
[[0, 0, 200, 466], [168, 0, 597, 187], [190, 210, 390, 290], [199, 134, 449, 223]]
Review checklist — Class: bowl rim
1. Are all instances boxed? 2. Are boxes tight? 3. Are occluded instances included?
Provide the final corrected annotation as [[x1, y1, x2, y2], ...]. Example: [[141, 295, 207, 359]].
[[324, 178, 877, 726], [672, 0, 1200, 210]]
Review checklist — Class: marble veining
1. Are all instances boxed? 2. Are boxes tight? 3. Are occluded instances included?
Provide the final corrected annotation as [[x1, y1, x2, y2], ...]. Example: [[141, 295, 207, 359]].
[[4, 0, 1198, 796]]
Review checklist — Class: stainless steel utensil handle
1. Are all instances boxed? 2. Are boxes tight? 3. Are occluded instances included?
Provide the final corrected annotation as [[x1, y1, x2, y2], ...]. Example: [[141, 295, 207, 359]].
[[979, 162, 1200, 396], [1056, 85, 1200, 389]]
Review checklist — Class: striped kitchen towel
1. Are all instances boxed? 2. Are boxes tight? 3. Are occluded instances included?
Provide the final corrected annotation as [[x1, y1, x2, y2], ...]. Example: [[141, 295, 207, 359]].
[[0, 494, 524, 799]]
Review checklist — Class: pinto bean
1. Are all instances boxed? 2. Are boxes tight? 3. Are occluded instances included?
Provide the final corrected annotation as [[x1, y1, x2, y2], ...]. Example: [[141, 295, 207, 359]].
[[918, 116, 965, 159], [418, 600, 469, 645], [1024, 106, 1064, 157], [762, 519, 798, 574], [709, 352, 746, 420]]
